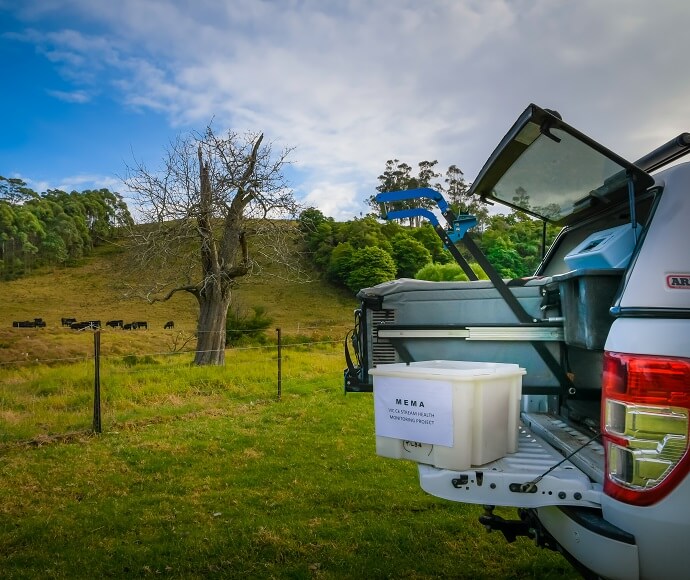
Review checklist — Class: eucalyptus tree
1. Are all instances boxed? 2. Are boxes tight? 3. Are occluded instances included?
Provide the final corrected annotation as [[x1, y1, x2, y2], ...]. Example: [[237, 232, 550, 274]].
[[123, 125, 298, 366], [0, 176, 34, 204]]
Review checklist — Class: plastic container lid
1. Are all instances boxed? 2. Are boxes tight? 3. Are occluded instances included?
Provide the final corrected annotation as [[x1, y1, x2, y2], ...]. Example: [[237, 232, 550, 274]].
[[369, 360, 525, 379]]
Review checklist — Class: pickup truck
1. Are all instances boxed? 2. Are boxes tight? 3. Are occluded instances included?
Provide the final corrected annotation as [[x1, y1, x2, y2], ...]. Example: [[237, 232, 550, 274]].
[[344, 104, 690, 579]]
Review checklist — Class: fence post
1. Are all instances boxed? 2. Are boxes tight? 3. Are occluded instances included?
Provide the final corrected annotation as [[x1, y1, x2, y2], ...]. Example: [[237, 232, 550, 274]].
[[93, 329, 102, 433], [276, 327, 282, 401]]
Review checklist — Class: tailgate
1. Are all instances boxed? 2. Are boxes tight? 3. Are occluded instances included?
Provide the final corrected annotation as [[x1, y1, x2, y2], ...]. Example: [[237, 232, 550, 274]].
[[418, 419, 603, 509]]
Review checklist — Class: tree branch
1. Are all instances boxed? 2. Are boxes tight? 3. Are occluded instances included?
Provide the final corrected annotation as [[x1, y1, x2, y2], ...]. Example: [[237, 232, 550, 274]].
[[145, 284, 200, 303]]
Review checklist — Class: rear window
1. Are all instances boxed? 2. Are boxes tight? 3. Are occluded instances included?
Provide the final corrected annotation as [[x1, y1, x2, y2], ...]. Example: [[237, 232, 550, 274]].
[[491, 127, 629, 222], [469, 104, 654, 225]]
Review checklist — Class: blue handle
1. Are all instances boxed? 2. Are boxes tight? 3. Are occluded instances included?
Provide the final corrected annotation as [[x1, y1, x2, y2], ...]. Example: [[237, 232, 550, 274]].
[[375, 187, 450, 214]]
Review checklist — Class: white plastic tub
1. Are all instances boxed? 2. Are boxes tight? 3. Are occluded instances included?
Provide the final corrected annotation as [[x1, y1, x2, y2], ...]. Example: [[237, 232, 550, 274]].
[[370, 360, 525, 470]]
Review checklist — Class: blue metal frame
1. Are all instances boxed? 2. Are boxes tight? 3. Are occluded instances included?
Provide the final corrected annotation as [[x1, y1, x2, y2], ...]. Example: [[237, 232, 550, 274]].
[[374, 187, 477, 242]]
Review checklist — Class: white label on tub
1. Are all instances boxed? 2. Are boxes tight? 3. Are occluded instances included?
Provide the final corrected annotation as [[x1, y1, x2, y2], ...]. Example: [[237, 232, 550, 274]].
[[374, 376, 453, 446]]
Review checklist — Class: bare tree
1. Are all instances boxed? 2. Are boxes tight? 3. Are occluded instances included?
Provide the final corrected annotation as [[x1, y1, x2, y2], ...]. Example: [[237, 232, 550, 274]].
[[123, 125, 299, 365]]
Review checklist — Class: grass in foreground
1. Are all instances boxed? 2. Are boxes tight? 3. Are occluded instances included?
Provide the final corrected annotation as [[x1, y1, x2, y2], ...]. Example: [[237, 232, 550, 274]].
[[0, 346, 579, 579]]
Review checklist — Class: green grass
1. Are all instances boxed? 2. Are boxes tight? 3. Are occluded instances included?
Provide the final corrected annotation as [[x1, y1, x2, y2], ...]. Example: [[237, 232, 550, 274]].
[[0, 346, 579, 579], [0, 242, 579, 578]]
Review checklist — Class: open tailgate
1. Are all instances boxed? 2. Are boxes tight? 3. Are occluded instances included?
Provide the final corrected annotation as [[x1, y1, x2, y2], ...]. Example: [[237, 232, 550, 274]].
[[418, 419, 603, 509]]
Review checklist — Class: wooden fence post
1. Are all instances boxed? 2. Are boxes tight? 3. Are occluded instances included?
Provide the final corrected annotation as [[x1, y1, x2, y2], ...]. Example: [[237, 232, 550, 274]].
[[93, 329, 102, 433], [276, 327, 282, 401]]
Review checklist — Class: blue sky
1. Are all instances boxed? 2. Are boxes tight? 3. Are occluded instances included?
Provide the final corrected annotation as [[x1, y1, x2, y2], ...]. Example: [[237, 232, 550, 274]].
[[2, 0, 690, 221]]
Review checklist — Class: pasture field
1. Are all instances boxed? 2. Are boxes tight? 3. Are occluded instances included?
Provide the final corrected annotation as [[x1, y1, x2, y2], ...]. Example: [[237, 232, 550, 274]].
[[0, 346, 579, 579], [0, 242, 355, 366], [0, 247, 579, 578]]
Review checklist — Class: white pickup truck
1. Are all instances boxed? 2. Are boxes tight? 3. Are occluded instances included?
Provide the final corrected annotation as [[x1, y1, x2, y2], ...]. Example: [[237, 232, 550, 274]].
[[344, 104, 690, 579]]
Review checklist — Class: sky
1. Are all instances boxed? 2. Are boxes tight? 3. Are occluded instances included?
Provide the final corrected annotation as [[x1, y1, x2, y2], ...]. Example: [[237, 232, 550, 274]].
[[2, 0, 690, 221]]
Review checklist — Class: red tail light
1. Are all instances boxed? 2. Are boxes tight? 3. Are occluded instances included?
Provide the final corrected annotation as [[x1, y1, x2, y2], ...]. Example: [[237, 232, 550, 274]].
[[602, 352, 690, 506]]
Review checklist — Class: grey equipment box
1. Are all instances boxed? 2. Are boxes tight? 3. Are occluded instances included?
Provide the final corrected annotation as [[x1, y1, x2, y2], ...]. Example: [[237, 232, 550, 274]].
[[550, 269, 624, 350], [358, 277, 563, 388]]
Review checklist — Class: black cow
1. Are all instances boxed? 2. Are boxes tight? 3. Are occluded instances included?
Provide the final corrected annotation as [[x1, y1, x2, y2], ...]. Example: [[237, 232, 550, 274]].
[[123, 323, 133, 330], [70, 320, 101, 331], [61, 317, 76, 327], [164, 320, 174, 330], [131, 321, 148, 330], [13, 320, 35, 328], [34, 318, 46, 328], [106, 320, 123, 329]]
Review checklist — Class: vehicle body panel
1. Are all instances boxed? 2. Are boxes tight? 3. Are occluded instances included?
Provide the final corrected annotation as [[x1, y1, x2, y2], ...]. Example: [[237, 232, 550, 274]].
[[537, 506, 639, 580], [617, 165, 690, 312], [601, 475, 690, 580]]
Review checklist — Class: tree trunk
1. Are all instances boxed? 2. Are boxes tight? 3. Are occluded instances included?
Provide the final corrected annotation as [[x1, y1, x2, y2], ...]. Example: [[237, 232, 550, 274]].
[[194, 286, 231, 365]]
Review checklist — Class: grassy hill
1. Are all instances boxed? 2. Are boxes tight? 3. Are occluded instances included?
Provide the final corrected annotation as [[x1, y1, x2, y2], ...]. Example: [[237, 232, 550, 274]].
[[0, 241, 357, 365]]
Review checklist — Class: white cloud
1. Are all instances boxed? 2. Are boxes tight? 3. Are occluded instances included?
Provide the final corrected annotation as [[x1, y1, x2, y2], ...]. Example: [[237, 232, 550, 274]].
[[302, 181, 366, 222], [14, 172, 122, 194], [55, 174, 122, 192], [7, 0, 690, 219], [46, 89, 91, 103]]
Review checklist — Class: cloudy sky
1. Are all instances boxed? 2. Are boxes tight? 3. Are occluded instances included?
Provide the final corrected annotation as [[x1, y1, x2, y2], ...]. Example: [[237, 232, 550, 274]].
[[2, 0, 689, 220]]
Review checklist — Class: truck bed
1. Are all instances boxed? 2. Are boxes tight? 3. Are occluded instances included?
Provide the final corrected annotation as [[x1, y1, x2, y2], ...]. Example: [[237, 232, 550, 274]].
[[521, 412, 604, 483]]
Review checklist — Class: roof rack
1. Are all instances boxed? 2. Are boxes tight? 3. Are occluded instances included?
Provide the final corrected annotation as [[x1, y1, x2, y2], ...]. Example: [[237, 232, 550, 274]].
[[634, 132, 690, 173]]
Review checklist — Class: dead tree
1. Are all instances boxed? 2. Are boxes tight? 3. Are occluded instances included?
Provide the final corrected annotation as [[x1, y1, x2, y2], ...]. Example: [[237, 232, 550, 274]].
[[123, 126, 299, 365]]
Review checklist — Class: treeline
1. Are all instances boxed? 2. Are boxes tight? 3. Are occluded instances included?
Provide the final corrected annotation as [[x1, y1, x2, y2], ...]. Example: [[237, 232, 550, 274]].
[[0, 176, 133, 279], [299, 159, 561, 293]]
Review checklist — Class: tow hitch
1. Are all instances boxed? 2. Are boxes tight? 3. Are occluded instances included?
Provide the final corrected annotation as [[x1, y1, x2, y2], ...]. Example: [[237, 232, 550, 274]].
[[479, 505, 533, 543], [480, 506, 559, 551]]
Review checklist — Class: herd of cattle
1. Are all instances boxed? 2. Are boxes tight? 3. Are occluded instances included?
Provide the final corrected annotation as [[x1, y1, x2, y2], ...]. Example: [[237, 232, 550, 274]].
[[11, 317, 175, 330]]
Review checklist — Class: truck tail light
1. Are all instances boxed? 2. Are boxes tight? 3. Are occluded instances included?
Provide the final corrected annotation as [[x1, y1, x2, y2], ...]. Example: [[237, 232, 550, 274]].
[[602, 352, 690, 506]]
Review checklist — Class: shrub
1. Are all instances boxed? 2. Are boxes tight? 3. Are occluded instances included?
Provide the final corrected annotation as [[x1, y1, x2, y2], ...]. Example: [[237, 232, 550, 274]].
[[345, 246, 397, 293], [389, 233, 432, 278], [415, 262, 487, 281], [326, 242, 355, 283], [122, 354, 159, 366], [226, 304, 273, 344], [485, 238, 524, 279], [411, 223, 451, 264]]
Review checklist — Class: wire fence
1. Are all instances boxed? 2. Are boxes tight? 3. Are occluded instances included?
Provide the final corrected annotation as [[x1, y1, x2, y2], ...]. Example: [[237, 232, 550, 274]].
[[0, 322, 353, 367], [0, 326, 351, 446]]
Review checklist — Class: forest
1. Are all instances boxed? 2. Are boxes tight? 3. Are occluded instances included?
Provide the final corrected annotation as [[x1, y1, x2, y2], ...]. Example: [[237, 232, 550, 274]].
[[0, 175, 133, 280], [299, 159, 562, 293]]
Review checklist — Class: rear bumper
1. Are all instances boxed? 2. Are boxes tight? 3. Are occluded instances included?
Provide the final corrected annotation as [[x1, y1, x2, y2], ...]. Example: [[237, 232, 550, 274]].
[[538, 506, 639, 580]]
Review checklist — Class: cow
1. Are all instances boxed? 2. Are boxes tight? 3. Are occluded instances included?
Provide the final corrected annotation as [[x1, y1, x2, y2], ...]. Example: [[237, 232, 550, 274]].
[[61, 317, 76, 327], [131, 321, 148, 330], [70, 320, 101, 331], [123, 323, 132, 330], [106, 320, 124, 329], [164, 320, 174, 330], [12, 318, 46, 328]]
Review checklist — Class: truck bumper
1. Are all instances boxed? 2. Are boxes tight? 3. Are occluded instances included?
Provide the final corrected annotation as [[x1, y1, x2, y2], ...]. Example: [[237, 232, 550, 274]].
[[538, 506, 639, 580]]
